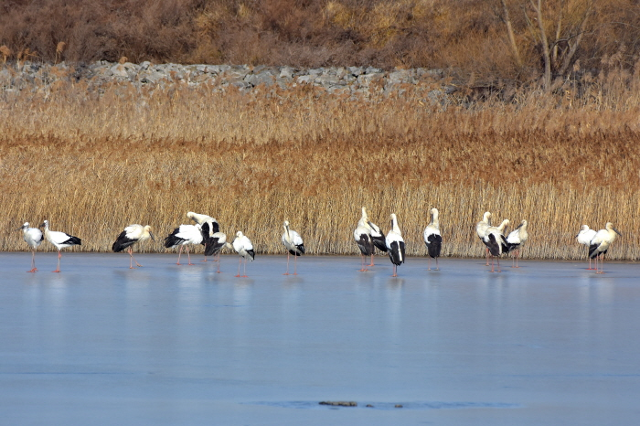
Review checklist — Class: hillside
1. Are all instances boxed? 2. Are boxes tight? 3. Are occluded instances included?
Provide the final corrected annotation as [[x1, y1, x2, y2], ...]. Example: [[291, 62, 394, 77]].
[[1, 0, 639, 88]]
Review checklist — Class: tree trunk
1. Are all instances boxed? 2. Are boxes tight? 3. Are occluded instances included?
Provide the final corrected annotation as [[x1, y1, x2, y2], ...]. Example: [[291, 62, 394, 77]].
[[531, 0, 552, 91], [500, 0, 522, 67]]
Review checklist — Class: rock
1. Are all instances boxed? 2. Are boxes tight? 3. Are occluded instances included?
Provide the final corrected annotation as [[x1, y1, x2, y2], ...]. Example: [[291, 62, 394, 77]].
[[110, 64, 129, 78], [279, 66, 296, 79], [245, 70, 275, 87], [357, 72, 384, 86], [319, 401, 357, 407], [296, 75, 314, 84], [0, 60, 452, 102]]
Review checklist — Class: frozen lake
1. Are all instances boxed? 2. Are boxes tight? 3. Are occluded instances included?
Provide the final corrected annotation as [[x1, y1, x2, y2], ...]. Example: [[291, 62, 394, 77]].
[[1, 252, 640, 425]]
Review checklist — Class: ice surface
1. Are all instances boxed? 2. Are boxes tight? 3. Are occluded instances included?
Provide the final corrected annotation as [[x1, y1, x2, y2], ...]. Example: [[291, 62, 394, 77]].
[[1, 253, 639, 425]]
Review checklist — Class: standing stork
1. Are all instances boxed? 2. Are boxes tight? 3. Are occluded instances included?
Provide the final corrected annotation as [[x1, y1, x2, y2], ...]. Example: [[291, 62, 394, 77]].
[[423, 208, 442, 271], [232, 231, 255, 277], [476, 211, 492, 265], [576, 225, 597, 270], [386, 213, 406, 277], [354, 213, 375, 272], [164, 224, 203, 265], [19, 222, 44, 273], [41, 220, 82, 273], [204, 231, 231, 273], [282, 220, 305, 275], [482, 219, 509, 273], [357, 207, 387, 266], [589, 222, 622, 274], [506, 220, 528, 268], [112, 224, 155, 269], [187, 211, 219, 261]]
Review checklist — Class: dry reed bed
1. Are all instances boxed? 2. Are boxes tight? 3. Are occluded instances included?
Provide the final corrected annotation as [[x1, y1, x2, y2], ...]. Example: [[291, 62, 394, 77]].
[[1, 79, 639, 260]]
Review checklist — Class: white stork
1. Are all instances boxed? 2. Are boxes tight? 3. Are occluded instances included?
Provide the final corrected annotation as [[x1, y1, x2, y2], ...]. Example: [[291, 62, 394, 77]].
[[354, 213, 375, 272], [506, 220, 528, 268], [589, 222, 622, 274], [187, 211, 219, 261], [204, 231, 231, 273], [41, 220, 82, 273], [112, 224, 155, 269], [386, 213, 406, 277], [476, 211, 492, 265], [19, 222, 44, 273], [282, 220, 305, 275], [163, 224, 203, 265], [423, 208, 442, 271], [482, 219, 509, 273], [356, 207, 387, 267], [576, 225, 597, 270], [232, 231, 255, 277]]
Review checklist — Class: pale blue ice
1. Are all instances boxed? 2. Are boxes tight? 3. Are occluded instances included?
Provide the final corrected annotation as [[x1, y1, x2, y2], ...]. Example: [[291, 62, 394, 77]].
[[1, 253, 639, 425]]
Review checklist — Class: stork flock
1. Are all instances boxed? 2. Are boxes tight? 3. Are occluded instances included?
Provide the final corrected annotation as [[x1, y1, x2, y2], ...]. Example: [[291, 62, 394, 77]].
[[18, 209, 622, 276]]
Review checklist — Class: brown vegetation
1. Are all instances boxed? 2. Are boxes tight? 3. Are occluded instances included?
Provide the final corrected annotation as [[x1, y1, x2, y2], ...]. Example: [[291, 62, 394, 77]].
[[1, 0, 639, 85], [1, 66, 639, 260]]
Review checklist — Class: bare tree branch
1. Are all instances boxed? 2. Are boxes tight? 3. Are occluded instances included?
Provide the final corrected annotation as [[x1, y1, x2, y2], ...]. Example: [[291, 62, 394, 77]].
[[530, 0, 552, 90], [559, 2, 593, 75], [500, 0, 522, 67]]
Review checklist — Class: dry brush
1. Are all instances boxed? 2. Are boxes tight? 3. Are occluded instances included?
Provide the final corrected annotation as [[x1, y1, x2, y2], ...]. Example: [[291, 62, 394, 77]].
[[1, 72, 639, 260]]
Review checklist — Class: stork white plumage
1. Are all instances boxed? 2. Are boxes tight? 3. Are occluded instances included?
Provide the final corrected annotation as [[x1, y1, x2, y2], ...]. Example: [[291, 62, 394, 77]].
[[232, 231, 255, 277], [41, 220, 82, 273], [386, 213, 406, 277], [282, 220, 305, 275], [187, 211, 219, 262], [204, 231, 231, 273], [356, 207, 387, 267], [476, 211, 492, 265], [163, 224, 203, 265], [19, 222, 44, 273], [112, 224, 155, 269], [576, 225, 597, 270], [423, 208, 442, 271], [482, 219, 509, 273], [589, 222, 622, 274], [354, 213, 375, 272], [368, 220, 387, 256], [506, 220, 528, 268]]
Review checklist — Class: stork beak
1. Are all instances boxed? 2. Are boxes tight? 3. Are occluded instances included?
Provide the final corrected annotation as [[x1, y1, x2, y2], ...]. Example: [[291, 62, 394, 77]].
[[39, 222, 45, 228], [16, 225, 24, 231], [613, 227, 622, 236], [149, 231, 156, 241]]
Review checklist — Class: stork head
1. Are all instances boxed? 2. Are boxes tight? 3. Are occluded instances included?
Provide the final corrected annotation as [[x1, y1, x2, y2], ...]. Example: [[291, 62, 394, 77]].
[[18, 222, 29, 231], [606, 222, 622, 236], [236, 231, 244, 238], [40, 220, 49, 228], [361, 206, 368, 220], [144, 225, 155, 241]]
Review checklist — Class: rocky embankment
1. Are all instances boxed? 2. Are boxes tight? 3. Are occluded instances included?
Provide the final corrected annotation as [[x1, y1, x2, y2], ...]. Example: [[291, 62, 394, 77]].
[[0, 61, 454, 100]]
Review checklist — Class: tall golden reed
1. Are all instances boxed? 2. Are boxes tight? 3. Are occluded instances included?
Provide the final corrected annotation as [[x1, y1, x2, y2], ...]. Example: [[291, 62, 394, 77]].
[[1, 69, 639, 260]]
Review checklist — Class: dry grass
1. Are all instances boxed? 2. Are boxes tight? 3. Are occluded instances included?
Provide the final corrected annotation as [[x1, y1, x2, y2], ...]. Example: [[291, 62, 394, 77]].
[[1, 69, 640, 260], [1, 0, 639, 84]]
